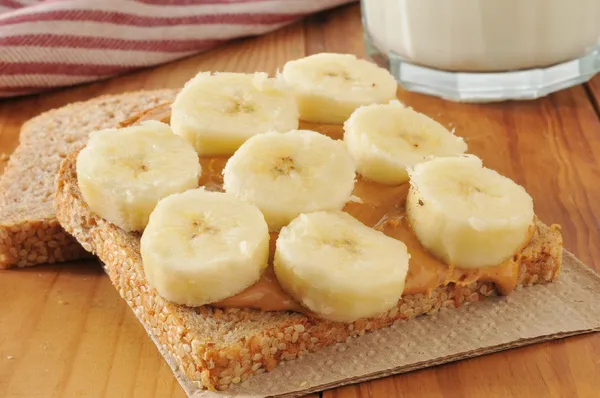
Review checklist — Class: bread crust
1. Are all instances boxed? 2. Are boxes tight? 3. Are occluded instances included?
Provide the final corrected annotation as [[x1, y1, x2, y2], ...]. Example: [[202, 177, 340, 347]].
[[0, 90, 177, 268], [55, 147, 563, 391]]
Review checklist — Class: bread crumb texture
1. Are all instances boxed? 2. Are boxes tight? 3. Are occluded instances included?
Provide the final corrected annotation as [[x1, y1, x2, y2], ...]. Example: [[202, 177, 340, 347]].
[[55, 147, 562, 391], [0, 90, 178, 268]]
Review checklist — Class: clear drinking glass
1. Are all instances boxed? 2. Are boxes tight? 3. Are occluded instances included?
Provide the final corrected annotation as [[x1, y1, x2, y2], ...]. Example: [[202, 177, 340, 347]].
[[360, 0, 600, 102]]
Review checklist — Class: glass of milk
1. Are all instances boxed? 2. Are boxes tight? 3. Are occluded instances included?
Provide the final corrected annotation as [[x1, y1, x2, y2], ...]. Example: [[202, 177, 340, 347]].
[[361, 0, 600, 102]]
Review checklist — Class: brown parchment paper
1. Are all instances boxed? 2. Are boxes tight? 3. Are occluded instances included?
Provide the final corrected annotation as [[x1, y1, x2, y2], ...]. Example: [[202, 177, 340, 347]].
[[136, 251, 600, 398]]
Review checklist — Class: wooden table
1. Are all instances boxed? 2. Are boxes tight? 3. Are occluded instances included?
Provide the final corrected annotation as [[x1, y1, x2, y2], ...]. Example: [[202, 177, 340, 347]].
[[1, 4, 599, 398]]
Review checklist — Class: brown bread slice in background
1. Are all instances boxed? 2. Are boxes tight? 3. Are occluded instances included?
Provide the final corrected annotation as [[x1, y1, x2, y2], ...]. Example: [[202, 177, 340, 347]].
[[0, 90, 177, 268]]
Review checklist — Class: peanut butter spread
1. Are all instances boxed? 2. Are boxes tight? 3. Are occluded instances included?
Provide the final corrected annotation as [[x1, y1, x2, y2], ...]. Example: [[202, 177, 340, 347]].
[[131, 105, 530, 313]]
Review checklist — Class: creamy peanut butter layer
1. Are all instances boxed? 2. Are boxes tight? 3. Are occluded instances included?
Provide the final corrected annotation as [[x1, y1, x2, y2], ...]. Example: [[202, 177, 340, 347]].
[[123, 104, 537, 313]]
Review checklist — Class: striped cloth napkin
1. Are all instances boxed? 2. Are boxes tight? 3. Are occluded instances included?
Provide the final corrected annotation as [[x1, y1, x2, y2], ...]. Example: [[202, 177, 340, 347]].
[[0, 0, 355, 98]]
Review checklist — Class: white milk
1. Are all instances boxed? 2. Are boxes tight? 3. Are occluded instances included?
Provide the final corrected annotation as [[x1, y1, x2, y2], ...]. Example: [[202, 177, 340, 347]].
[[363, 0, 600, 72]]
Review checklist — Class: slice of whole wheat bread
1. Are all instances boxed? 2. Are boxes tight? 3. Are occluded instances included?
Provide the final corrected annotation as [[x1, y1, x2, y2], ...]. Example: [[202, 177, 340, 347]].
[[55, 144, 563, 391], [0, 90, 177, 268]]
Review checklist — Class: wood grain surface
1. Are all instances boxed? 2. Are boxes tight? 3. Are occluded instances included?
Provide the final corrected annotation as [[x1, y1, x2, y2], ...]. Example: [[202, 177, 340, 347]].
[[1, 3, 600, 398]]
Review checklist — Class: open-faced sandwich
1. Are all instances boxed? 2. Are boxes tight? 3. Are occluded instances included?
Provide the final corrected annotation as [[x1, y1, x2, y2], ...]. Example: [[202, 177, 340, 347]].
[[55, 53, 562, 391]]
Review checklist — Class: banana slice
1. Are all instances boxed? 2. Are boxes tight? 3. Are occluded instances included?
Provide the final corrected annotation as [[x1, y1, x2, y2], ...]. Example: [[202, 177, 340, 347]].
[[274, 211, 410, 322], [344, 101, 468, 185], [170, 72, 299, 156], [406, 155, 534, 269], [140, 189, 270, 306], [76, 121, 200, 232], [280, 53, 397, 124], [223, 129, 356, 230]]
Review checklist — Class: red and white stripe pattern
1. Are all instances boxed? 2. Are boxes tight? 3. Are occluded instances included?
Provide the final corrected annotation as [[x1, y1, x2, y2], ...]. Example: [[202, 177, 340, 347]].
[[0, 0, 355, 98]]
